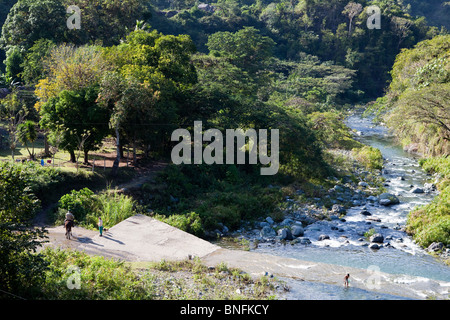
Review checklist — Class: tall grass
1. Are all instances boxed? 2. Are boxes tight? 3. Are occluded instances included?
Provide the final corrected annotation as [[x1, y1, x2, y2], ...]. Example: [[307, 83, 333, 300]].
[[90, 192, 136, 228], [57, 187, 138, 229]]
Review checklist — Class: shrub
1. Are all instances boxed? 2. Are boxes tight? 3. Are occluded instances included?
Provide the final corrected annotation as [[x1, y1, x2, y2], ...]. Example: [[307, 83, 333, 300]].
[[406, 156, 450, 248], [406, 185, 450, 247], [57, 188, 138, 229], [155, 211, 204, 237], [57, 187, 98, 222], [352, 146, 383, 170]]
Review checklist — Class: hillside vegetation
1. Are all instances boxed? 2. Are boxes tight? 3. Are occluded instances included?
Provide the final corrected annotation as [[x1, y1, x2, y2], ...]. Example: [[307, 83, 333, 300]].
[[0, 0, 449, 298]]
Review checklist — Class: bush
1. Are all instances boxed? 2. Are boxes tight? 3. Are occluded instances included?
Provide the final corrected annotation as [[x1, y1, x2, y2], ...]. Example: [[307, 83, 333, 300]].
[[352, 146, 383, 170], [57, 187, 98, 222], [406, 156, 450, 248], [57, 188, 138, 229], [155, 211, 204, 237]]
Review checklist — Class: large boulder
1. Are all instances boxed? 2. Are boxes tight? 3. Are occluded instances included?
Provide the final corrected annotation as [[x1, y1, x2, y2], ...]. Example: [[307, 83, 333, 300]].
[[370, 233, 384, 243], [260, 226, 276, 238], [379, 193, 400, 206], [277, 228, 294, 240], [410, 187, 424, 194], [292, 225, 304, 237]]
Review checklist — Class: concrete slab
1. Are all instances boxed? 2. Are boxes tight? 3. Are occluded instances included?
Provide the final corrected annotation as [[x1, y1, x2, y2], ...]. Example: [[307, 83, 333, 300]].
[[78, 214, 220, 262]]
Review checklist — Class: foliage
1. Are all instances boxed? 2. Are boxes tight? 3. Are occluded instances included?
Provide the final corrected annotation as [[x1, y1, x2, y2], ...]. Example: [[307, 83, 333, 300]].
[[0, 162, 47, 299], [407, 185, 450, 247], [40, 247, 153, 299], [406, 156, 450, 248], [40, 86, 110, 163], [37, 247, 277, 300], [307, 111, 363, 149], [352, 145, 383, 170], [17, 119, 37, 159], [0, 89, 28, 159], [155, 211, 204, 237], [20, 39, 55, 85], [0, 0, 149, 52], [57, 187, 97, 222], [378, 35, 450, 157], [150, 0, 439, 98], [146, 163, 283, 233], [56, 187, 138, 229]]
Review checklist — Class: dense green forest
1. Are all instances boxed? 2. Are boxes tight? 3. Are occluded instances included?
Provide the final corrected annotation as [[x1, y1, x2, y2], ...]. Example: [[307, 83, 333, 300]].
[[0, 0, 449, 299]]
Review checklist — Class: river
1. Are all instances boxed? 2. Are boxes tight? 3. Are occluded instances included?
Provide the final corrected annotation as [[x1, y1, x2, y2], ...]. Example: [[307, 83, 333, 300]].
[[251, 112, 450, 299]]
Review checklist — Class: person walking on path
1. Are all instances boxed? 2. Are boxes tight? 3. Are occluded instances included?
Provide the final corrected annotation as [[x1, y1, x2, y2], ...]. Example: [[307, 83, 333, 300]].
[[98, 217, 103, 237]]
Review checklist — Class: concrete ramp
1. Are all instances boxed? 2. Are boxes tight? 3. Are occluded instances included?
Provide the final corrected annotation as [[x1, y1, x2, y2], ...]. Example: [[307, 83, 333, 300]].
[[78, 214, 220, 262]]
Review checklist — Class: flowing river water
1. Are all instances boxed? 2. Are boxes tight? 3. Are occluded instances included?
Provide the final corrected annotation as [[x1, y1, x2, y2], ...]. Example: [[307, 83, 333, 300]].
[[250, 112, 450, 299]]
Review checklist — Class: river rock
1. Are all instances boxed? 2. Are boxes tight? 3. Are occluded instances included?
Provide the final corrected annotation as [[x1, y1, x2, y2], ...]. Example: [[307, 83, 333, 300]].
[[318, 234, 330, 241], [424, 183, 436, 193], [277, 228, 294, 241], [427, 242, 444, 252], [370, 233, 384, 243], [259, 221, 270, 228], [298, 237, 311, 244], [360, 210, 372, 216], [379, 193, 400, 206], [280, 218, 293, 227], [368, 243, 381, 250], [331, 204, 346, 215], [292, 225, 304, 237], [410, 187, 424, 194], [260, 226, 276, 238], [358, 181, 369, 188], [265, 217, 274, 225]]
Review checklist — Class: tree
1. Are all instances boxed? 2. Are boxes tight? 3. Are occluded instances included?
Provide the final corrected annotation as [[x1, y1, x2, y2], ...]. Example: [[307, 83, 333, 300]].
[[391, 16, 413, 49], [40, 86, 110, 164], [342, 2, 362, 35], [17, 120, 37, 160], [4, 46, 24, 82], [0, 0, 66, 51], [20, 39, 55, 85], [99, 30, 197, 174], [0, 91, 28, 160], [207, 27, 275, 75]]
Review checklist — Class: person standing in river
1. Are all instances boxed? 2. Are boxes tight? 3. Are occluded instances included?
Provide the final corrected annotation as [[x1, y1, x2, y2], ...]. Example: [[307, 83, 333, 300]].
[[344, 274, 350, 287]]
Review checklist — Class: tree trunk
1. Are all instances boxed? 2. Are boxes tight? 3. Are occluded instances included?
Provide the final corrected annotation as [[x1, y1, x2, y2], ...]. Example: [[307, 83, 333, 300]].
[[69, 150, 76, 163], [44, 133, 50, 157], [111, 126, 120, 177], [83, 149, 89, 165], [133, 140, 137, 166]]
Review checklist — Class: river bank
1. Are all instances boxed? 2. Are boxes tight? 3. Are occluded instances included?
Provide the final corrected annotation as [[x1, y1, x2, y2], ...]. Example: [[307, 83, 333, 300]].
[[214, 111, 450, 299]]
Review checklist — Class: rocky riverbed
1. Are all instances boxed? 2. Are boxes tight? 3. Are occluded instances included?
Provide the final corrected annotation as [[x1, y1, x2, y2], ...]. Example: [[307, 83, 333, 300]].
[[214, 112, 450, 299]]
